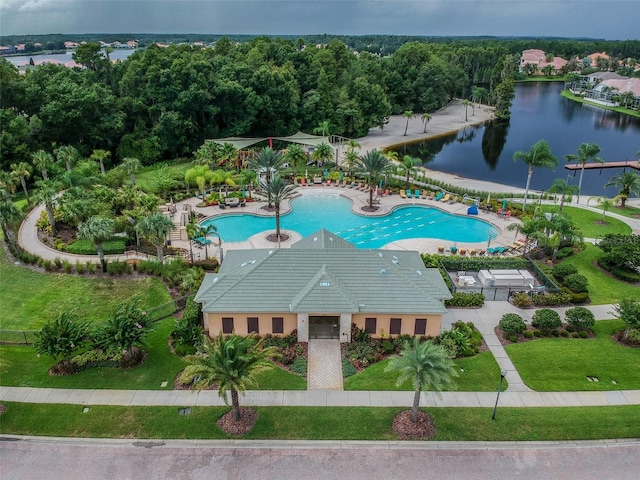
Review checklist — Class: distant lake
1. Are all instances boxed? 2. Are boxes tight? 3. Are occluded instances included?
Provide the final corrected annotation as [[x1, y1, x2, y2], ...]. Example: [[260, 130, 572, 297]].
[[5, 49, 135, 67], [394, 82, 640, 197]]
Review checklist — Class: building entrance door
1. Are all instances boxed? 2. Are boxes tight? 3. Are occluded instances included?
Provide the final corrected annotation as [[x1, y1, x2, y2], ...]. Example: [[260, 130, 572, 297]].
[[309, 316, 340, 339]]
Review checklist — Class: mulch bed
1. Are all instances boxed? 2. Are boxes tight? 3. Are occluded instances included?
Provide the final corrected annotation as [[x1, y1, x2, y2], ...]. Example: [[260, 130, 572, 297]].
[[360, 205, 379, 213], [392, 410, 436, 440], [266, 233, 289, 243], [216, 407, 258, 436]]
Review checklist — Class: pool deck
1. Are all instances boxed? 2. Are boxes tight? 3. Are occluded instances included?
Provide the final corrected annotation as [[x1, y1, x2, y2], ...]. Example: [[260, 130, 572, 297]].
[[176, 185, 519, 260]]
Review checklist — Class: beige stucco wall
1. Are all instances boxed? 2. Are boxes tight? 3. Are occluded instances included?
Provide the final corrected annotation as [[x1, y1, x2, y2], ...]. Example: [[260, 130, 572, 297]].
[[351, 313, 442, 338], [203, 312, 297, 337]]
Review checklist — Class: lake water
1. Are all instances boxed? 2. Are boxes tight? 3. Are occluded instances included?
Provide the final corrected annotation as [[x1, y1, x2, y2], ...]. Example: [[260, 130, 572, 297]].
[[395, 82, 640, 197], [5, 49, 135, 67]]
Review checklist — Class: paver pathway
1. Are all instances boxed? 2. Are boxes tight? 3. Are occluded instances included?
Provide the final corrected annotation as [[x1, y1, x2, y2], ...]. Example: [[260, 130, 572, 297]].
[[307, 340, 343, 390]]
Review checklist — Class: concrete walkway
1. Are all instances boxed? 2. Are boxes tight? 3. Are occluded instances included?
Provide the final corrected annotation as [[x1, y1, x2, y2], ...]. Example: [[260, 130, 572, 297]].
[[307, 340, 343, 390]]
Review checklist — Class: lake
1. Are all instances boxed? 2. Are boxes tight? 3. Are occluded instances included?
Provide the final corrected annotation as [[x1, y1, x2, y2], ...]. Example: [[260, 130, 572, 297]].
[[394, 82, 640, 197]]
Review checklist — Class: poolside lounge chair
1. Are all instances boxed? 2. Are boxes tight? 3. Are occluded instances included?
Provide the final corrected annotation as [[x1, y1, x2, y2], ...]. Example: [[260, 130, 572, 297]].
[[441, 193, 450, 202], [469, 248, 477, 256], [348, 181, 355, 188], [414, 189, 421, 198], [459, 248, 467, 256], [406, 189, 412, 198], [477, 249, 486, 256], [421, 190, 428, 199], [448, 195, 458, 204], [383, 189, 390, 196], [450, 246, 458, 254], [434, 192, 443, 201], [437, 245, 445, 253], [399, 190, 407, 199]]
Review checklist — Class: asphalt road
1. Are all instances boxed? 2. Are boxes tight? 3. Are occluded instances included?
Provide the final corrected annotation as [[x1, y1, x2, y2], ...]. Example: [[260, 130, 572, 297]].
[[2, 437, 639, 480]]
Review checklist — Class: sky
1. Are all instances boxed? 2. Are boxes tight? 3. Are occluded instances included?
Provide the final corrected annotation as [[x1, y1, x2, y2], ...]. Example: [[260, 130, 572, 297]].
[[1, 0, 639, 40]]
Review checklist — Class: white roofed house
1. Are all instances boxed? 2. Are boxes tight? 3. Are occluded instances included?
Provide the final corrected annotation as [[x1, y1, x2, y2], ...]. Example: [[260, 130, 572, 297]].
[[195, 229, 452, 342]]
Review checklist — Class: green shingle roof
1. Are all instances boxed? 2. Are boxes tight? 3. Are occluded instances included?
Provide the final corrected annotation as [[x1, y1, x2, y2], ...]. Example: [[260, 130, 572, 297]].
[[195, 230, 451, 314]]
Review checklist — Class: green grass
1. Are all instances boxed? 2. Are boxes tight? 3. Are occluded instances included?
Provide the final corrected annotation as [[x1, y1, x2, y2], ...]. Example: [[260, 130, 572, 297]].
[[0, 248, 172, 330], [253, 365, 307, 390], [1, 403, 638, 440], [344, 352, 504, 391], [610, 204, 640, 219], [560, 244, 639, 304], [540, 205, 631, 238], [505, 320, 640, 391], [561, 90, 640, 118], [136, 161, 192, 194]]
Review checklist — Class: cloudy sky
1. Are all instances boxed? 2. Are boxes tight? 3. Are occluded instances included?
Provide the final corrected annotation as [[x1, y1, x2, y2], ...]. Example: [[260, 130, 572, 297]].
[[1, 0, 638, 40]]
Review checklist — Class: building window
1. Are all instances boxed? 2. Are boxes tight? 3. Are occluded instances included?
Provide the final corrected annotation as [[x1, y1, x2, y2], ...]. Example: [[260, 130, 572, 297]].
[[390, 318, 402, 335], [272, 317, 284, 334], [414, 318, 427, 336], [365, 317, 377, 335], [222, 317, 234, 334], [247, 317, 259, 334]]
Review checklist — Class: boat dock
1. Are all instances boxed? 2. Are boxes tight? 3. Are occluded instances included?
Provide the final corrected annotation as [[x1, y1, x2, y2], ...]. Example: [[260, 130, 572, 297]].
[[565, 160, 640, 171]]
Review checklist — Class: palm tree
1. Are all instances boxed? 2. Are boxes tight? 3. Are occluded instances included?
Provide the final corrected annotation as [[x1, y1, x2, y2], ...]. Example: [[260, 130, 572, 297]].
[[31, 150, 54, 180], [313, 120, 331, 137], [385, 338, 457, 423], [136, 212, 175, 262], [55, 145, 79, 173], [90, 149, 111, 175], [284, 143, 307, 179], [78, 215, 115, 272], [461, 99, 473, 121], [400, 155, 421, 187], [248, 148, 285, 208], [402, 110, 414, 136], [34, 179, 60, 236], [186, 221, 198, 262], [0, 199, 23, 247], [120, 157, 142, 186], [548, 178, 579, 212], [543, 213, 583, 261], [346, 139, 361, 152], [195, 223, 218, 260], [0, 170, 17, 200], [311, 141, 334, 166], [564, 143, 603, 204], [210, 169, 236, 197], [261, 175, 297, 247], [356, 150, 391, 210], [605, 171, 640, 208], [420, 113, 432, 133], [10, 162, 31, 204], [218, 143, 238, 171], [185, 165, 213, 201], [588, 196, 614, 223], [343, 149, 360, 177], [181, 334, 278, 421], [513, 139, 559, 211]]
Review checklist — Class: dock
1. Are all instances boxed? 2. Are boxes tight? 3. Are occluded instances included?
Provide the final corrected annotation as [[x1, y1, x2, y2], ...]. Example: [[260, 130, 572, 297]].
[[565, 160, 640, 171]]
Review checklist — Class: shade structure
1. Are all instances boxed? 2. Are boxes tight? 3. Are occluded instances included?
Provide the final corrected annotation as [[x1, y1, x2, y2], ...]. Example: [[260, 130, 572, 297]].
[[209, 131, 331, 151]]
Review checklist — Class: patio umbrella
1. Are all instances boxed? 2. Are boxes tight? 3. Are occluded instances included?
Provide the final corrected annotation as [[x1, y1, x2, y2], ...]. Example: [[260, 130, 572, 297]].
[[241, 186, 246, 198], [502, 199, 508, 211], [324, 169, 329, 179], [339, 171, 343, 181], [379, 179, 383, 189]]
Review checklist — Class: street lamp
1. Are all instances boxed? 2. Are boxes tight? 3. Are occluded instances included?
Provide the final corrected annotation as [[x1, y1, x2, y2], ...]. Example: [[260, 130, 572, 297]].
[[491, 369, 507, 420]]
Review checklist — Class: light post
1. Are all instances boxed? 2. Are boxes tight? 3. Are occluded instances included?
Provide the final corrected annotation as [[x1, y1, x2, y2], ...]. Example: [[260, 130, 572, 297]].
[[491, 369, 507, 420]]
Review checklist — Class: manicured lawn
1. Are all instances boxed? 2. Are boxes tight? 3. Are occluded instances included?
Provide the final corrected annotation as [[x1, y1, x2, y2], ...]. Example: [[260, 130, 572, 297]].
[[559, 244, 639, 304], [609, 204, 640, 219], [344, 352, 504, 392], [1, 403, 638, 440], [0, 248, 172, 330], [136, 161, 192, 194], [540, 205, 631, 238], [505, 320, 640, 391]]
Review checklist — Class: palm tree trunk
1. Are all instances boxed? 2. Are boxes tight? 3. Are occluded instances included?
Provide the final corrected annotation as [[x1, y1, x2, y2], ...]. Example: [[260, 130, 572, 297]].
[[369, 186, 374, 208], [411, 388, 421, 423], [20, 177, 29, 204], [130, 173, 136, 186], [231, 388, 241, 421], [97, 244, 106, 272], [275, 204, 281, 247], [42, 168, 48, 180], [156, 244, 164, 262], [100, 161, 105, 175], [404, 118, 409, 136], [522, 167, 534, 211], [577, 165, 585, 204], [46, 205, 57, 236]]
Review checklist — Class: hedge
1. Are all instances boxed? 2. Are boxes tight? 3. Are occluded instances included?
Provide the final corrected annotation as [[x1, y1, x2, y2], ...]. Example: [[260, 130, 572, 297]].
[[66, 239, 127, 255]]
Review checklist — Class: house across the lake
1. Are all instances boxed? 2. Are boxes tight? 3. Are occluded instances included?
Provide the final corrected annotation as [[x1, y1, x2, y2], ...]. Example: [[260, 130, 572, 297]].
[[194, 229, 451, 342]]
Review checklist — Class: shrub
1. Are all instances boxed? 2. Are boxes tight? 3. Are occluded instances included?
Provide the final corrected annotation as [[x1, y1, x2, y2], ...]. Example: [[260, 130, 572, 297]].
[[571, 332, 580, 338], [579, 331, 589, 338], [291, 357, 307, 376], [66, 239, 126, 255], [560, 330, 569, 337], [551, 330, 560, 337], [531, 308, 562, 332], [34, 312, 89, 364], [565, 324, 576, 332], [75, 261, 86, 274], [92, 298, 153, 355], [508, 335, 518, 343], [565, 289, 590, 304], [524, 330, 533, 338], [511, 292, 533, 308], [342, 358, 357, 377], [86, 262, 97, 274], [552, 263, 578, 283], [43, 259, 53, 271], [351, 323, 371, 343], [381, 340, 395, 353], [563, 273, 589, 293], [107, 261, 132, 275], [534, 329, 542, 337], [62, 260, 73, 274], [174, 343, 197, 356], [445, 292, 485, 308], [531, 292, 572, 306], [499, 313, 526, 335], [344, 341, 382, 366], [565, 306, 595, 331]]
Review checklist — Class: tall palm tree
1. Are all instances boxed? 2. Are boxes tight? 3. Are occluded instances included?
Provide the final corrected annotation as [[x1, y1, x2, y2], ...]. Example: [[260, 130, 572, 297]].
[[605, 171, 640, 208], [385, 338, 457, 423], [402, 110, 414, 136], [284, 143, 307, 179], [313, 120, 331, 137], [10, 162, 31, 204], [346, 139, 361, 152], [136, 212, 175, 262], [195, 223, 218, 260], [90, 149, 111, 175], [420, 113, 432, 133], [400, 155, 421, 187], [261, 175, 297, 247], [78, 215, 115, 272], [181, 334, 278, 421], [218, 143, 238, 171], [461, 99, 473, 121], [186, 221, 198, 263], [564, 143, 603, 204], [356, 150, 391, 210], [513, 139, 559, 211], [120, 157, 142, 186], [248, 148, 285, 208], [31, 150, 54, 180], [548, 178, 579, 212], [543, 213, 583, 261], [0, 199, 23, 247], [343, 149, 360, 177], [311, 141, 334, 166], [34, 179, 60, 237], [55, 145, 79, 173], [0, 170, 17, 200]]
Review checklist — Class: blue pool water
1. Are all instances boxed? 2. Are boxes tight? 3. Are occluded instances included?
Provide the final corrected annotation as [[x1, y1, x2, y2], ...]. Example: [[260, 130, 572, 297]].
[[202, 194, 498, 248]]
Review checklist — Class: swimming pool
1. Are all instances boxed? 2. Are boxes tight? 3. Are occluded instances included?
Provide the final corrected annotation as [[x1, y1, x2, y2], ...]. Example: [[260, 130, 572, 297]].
[[201, 194, 498, 248]]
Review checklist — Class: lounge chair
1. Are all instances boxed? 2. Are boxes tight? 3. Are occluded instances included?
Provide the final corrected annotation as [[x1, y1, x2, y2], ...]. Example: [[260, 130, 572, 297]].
[[441, 193, 450, 202], [414, 189, 421, 198], [459, 248, 467, 256], [300, 178, 307, 186], [406, 189, 412, 198], [399, 190, 407, 199], [421, 190, 428, 199], [477, 249, 486, 256], [434, 192, 443, 201], [348, 181, 355, 188], [437, 245, 445, 253], [469, 248, 477, 256], [449, 246, 458, 255], [448, 195, 458, 204]]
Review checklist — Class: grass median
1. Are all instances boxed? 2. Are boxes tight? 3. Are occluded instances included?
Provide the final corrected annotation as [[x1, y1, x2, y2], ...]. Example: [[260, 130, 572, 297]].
[[1, 403, 638, 441]]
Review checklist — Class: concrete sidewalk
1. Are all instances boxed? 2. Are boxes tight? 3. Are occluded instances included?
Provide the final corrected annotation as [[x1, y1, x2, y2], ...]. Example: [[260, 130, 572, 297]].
[[2, 385, 639, 408]]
